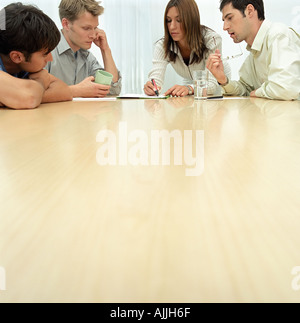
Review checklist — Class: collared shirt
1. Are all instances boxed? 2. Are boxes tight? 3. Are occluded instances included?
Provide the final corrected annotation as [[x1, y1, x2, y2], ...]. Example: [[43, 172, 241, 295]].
[[0, 56, 29, 79], [148, 28, 231, 95], [45, 31, 122, 95], [223, 20, 300, 101]]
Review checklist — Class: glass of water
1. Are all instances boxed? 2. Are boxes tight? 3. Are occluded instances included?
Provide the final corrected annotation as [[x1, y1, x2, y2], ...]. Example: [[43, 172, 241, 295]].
[[193, 70, 208, 100]]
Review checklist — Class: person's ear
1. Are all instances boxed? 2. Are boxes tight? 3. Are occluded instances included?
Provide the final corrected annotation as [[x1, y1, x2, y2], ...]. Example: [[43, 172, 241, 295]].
[[9, 51, 25, 64], [245, 4, 255, 18], [62, 18, 71, 30]]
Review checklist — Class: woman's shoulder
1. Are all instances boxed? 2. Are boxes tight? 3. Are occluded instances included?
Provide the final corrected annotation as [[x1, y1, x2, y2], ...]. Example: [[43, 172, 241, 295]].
[[202, 26, 221, 41], [154, 38, 164, 47], [153, 38, 166, 54], [152, 38, 169, 61], [202, 26, 222, 49], [153, 38, 166, 53]]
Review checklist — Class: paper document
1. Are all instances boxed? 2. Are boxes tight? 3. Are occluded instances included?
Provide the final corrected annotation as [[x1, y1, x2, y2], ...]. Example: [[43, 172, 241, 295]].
[[117, 94, 169, 99], [73, 97, 117, 102]]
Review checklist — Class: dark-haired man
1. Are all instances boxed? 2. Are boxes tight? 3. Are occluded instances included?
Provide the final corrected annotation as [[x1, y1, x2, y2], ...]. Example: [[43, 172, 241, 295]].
[[0, 3, 72, 109], [206, 0, 300, 101]]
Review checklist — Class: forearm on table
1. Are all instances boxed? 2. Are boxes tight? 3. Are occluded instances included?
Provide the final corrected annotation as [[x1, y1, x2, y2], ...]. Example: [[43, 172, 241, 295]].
[[2, 80, 44, 109], [42, 77, 72, 103]]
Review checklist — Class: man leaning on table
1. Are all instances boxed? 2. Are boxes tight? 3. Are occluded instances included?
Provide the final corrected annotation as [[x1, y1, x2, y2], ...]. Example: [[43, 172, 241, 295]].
[[206, 0, 300, 101], [0, 3, 72, 110], [46, 0, 122, 98]]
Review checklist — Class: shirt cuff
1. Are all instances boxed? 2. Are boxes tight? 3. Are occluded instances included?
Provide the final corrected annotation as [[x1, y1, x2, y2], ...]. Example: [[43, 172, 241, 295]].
[[221, 81, 237, 94], [253, 87, 267, 99], [111, 70, 122, 87]]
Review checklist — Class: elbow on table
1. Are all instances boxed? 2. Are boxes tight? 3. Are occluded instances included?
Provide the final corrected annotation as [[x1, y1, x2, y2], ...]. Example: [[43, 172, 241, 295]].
[[257, 82, 300, 101], [22, 95, 42, 109], [272, 78, 300, 101], [282, 88, 300, 101], [13, 83, 43, 110], [19, 89, 43, 109], [7, 94, 41, 110], [271, 89, 300, 101]]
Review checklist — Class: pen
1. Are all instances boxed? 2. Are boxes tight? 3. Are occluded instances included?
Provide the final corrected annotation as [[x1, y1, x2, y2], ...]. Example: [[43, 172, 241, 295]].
[[151, 79, 159, 97], [207, 96, 224, 100]]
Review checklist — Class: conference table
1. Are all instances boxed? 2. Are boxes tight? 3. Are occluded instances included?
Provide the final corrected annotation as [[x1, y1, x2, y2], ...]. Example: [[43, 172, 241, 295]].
[[0, 96, 300, 303]]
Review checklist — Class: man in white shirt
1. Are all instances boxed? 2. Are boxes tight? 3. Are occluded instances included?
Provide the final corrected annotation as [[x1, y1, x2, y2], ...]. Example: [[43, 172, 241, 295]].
[[206, 0, 300, 101], [46, 0, 122, 98]]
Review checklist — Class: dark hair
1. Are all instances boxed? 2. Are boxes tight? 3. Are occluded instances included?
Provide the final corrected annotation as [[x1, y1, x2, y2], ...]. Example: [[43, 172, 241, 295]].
[[220, 0, 265, 21], [0, 2, 60, 61], [163, 0, 209, 64]]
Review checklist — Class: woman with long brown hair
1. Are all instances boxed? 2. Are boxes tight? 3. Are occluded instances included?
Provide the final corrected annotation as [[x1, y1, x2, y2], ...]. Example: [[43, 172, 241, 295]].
[[144, 0, 231, 97]]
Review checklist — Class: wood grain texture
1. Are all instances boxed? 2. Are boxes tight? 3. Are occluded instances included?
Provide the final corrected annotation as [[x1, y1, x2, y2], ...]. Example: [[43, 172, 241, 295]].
[[0, 97, 300, 303]]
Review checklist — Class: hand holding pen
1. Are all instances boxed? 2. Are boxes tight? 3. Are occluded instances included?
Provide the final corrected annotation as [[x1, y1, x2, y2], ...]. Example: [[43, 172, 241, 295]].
[[151, 79, 159, 96], [144, 79, 161, 96]]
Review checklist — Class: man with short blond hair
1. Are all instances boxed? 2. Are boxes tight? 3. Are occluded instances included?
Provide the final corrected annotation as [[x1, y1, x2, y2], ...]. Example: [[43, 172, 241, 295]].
[[46, 0, 121, 98]]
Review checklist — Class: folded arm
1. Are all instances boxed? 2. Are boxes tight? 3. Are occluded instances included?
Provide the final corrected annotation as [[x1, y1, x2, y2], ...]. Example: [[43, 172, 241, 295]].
[[0, 71, 45, 109], [41, 74, 73, 103]]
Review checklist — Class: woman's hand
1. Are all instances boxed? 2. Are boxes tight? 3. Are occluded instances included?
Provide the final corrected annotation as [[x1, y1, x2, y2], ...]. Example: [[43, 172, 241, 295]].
[[144, 81, 161, 96], [164, 85, 192, 97]]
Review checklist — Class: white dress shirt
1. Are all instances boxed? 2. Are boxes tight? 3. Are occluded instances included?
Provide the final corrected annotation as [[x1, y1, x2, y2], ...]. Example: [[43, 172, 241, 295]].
[[222, 20, 300, 101]]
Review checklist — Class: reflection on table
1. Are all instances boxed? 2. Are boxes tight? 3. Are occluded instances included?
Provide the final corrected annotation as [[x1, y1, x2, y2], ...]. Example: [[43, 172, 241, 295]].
[[0, 97, 300, 303]]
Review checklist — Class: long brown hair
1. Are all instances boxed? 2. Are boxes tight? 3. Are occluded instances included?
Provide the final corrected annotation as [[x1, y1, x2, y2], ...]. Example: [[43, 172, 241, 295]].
[[163, 0, 208, 64]]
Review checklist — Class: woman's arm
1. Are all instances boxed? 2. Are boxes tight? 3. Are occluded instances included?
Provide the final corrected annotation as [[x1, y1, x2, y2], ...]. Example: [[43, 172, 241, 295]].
[[144, 40, 169, 95]]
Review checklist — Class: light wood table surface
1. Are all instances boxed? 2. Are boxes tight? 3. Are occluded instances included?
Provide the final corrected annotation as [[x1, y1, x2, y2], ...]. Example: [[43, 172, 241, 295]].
[[0, 97, 300, 303]]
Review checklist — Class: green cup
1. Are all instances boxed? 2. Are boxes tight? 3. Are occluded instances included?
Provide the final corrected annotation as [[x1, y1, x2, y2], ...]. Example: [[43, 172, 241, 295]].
[[95, 70, 113, 85]]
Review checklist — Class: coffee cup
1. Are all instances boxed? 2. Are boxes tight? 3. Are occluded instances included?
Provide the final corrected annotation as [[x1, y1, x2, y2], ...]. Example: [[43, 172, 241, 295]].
[[95, 70, 113, 85]]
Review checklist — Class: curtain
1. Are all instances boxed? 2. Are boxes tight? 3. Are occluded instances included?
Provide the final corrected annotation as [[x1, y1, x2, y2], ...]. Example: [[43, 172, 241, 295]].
[[101, 0, 171, 94]]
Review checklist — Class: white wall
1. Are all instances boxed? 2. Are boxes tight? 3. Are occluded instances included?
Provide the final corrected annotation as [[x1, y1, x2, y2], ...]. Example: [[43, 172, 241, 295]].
[[1, 0, 300, 93]]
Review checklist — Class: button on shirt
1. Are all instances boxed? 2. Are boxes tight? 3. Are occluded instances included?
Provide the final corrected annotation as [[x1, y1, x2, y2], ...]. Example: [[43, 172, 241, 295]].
[[222, 20, 300, 101], [46, 31, 122, 95]]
